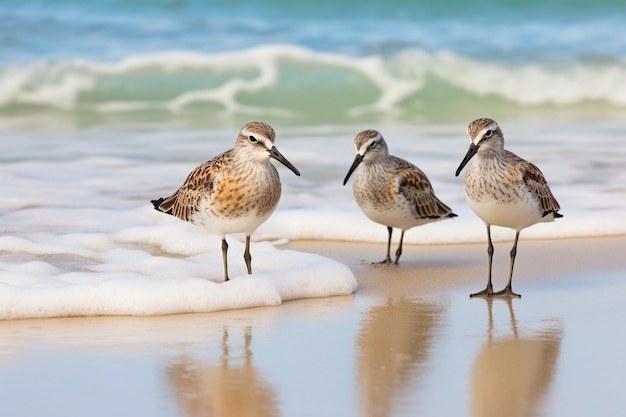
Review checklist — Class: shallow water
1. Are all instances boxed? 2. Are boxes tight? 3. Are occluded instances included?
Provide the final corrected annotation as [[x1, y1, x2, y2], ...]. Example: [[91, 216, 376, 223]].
[[2, 121, 625, 319], [1, 268, 624, 417]]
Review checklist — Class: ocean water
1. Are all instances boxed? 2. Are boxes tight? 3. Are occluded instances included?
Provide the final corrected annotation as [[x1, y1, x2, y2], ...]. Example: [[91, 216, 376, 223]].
[[1, 0, 625, 319]]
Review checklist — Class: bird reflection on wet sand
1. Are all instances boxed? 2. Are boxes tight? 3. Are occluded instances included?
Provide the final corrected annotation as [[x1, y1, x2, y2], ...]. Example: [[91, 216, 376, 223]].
[[471, 298, 563, 417], [166, 327, 279, 417], [356, 298, 444, 417]]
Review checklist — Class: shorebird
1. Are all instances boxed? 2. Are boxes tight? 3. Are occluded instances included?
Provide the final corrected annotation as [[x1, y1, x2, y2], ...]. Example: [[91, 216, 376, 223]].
[[151, 121, 300, 282], [343, 129, 457, 264], [455, 118, 562, 298]]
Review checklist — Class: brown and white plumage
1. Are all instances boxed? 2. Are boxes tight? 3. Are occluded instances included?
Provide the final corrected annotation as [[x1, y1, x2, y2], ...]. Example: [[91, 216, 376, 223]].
[[343, 129, 457, 264], [455, 118, 562, 297], [152, 121, 300, 282]]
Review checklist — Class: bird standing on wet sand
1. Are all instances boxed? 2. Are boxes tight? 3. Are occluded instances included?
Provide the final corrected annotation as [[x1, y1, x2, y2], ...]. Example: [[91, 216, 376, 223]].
[[343, 129, 457, 264], [151, 122, 300, 282], [455, 118, 562, 298]]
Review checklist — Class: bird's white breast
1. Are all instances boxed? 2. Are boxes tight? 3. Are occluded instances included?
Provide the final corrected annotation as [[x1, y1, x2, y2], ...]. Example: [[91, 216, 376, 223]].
[[191, 203, 275, 237], [466, 191, 549, 231]]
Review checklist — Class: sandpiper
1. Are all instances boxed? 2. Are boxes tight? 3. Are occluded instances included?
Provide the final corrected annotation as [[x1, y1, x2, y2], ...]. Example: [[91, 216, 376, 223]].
[[343, 129, 457, 264], [455, 118, 562, 298], [151, 121, 300, 282]]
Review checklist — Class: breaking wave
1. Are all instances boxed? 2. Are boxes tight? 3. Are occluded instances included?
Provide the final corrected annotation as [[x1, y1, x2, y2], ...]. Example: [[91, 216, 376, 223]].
[[1, 44, 625, 125]]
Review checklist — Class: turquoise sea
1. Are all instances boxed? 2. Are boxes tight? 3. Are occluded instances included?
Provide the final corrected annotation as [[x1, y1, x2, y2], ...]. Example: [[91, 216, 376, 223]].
[[2, 0, 626, 127]]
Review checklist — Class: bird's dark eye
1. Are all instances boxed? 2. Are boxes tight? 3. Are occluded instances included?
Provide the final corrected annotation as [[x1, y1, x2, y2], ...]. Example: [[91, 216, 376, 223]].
[[369, 141, 377, 148], [484, 130, 493, 138], [249, 135, 258, 143]]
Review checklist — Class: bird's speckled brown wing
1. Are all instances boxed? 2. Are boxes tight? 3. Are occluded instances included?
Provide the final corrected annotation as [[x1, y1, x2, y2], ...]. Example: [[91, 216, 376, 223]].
[[521, 160, 561, 217], [394, 157, 455, 219], [155, 152, 229, 222]]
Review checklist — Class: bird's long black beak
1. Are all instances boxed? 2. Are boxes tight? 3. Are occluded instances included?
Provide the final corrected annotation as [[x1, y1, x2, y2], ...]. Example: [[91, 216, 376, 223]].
[[455, 143, 479, 177], [343, 154, 363, 185], [270, 146, 300, 176]]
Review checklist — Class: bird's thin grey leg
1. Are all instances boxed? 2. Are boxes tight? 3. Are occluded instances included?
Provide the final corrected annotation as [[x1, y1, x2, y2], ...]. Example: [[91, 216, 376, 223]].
[[244, 235, 252, 275], [222, 237, 229, 282], [471, 225, 495, 297], [493, 230, 522, 298], [393, 230, 405, 264], [376, 226, 394, 264]]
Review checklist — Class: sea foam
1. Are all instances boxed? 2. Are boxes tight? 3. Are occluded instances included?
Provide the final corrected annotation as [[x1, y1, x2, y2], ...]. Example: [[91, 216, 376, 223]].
[[0, 215, 357, 320]]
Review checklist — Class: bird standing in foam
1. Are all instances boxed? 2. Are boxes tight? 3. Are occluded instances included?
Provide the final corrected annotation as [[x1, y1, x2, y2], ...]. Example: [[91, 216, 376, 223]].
[[152, 122, 300, 282]]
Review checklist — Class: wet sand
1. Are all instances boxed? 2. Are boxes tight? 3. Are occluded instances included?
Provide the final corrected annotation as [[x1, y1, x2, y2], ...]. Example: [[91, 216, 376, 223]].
[[1, 235, 625, 417], [286, 235, 626, 298]]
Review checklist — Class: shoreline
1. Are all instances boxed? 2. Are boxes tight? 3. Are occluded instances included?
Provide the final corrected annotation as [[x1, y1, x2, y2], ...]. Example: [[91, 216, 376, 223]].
[[284, 234, 626, 299]]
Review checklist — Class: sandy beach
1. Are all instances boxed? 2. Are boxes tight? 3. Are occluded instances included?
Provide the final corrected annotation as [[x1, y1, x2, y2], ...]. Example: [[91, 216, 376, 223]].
[[286, 234, 626, 298], [1, 235, 625, 417]]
